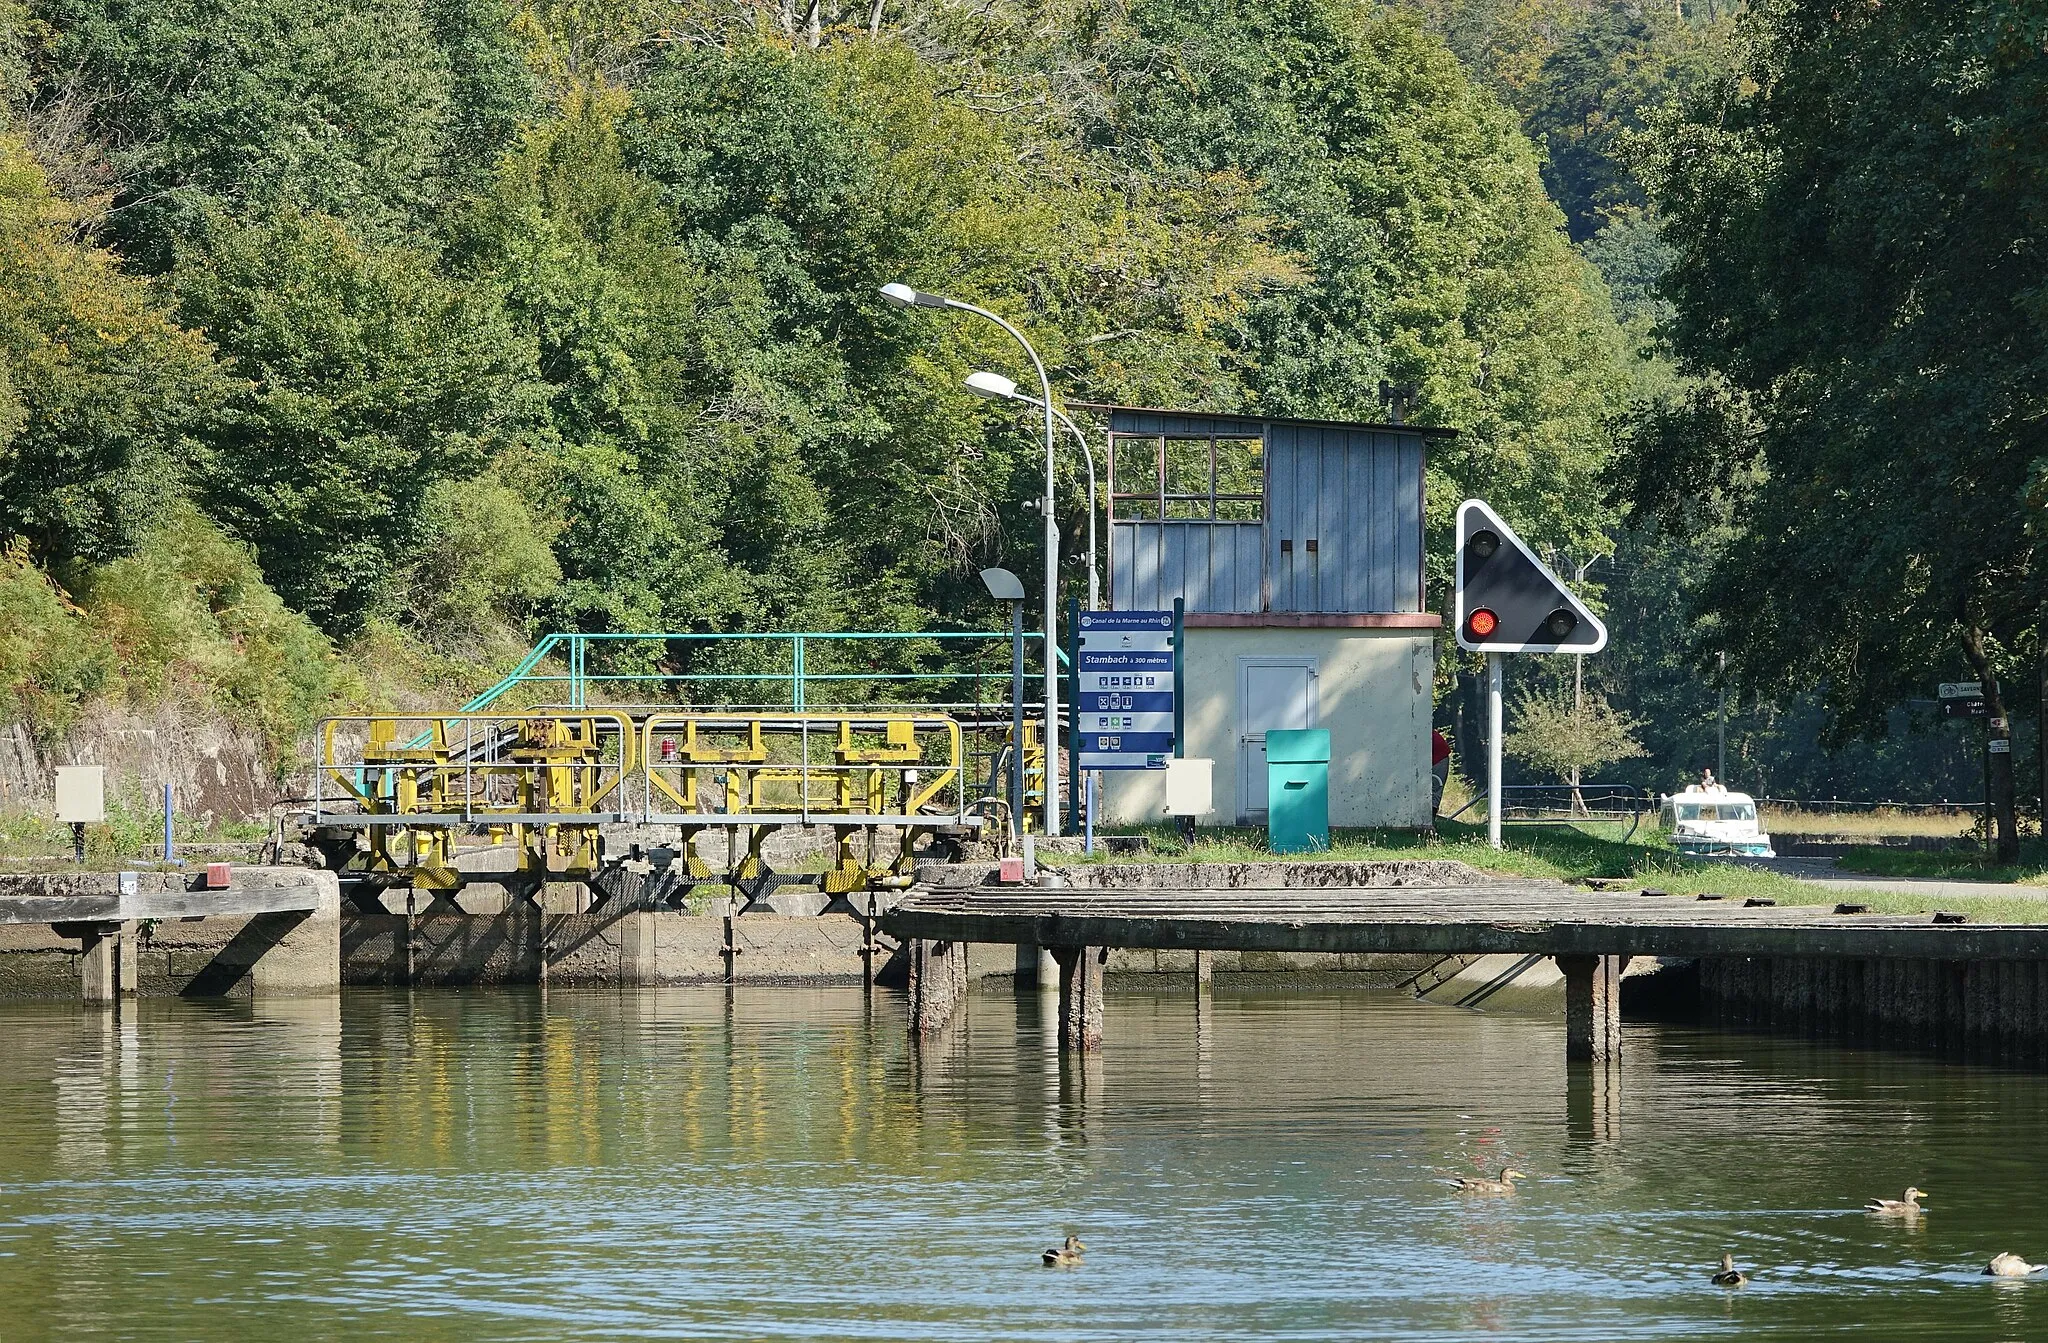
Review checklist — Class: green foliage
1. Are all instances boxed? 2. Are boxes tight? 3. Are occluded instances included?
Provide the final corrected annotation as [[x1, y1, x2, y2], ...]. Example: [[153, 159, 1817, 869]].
[[33, 0, 462, 265], [394, 471, 562, 655], [0, 537, 111, 737], [1081, 0, 1632, 583], [0, 132, 225, 561], [0, 508, 346, 759], [1504, 681, 1646, 782], [1634, 0, 2048, 738], [174, 208, 540, 634], [1518, 7, 1734, 242], [73, 506, 349, 760], [0, 0, 1675, 797]]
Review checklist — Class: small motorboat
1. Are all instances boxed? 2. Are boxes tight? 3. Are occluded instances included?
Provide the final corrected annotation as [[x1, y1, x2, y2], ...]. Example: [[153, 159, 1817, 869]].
[[1661, 785, 1776, 858]]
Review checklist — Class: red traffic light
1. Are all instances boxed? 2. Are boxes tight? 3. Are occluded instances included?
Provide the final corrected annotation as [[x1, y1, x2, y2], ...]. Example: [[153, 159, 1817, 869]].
[[1467, 608, 1499, 639]]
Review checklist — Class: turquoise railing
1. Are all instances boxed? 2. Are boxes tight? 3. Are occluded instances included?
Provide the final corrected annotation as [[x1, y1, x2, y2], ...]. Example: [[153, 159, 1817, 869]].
[[460, 631, 1067, 714]]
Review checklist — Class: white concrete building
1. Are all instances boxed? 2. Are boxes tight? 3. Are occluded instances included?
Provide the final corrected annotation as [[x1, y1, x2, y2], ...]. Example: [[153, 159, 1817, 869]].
[[1084, 407, 1447, 830]]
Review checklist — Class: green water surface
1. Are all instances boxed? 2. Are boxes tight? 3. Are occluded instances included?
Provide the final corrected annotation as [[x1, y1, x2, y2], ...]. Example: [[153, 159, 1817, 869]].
[[0, 986, 2043, 1340]]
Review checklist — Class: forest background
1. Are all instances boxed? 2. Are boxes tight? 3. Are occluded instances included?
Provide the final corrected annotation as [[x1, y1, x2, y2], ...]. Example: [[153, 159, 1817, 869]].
[[0, 0, 2030, 811]]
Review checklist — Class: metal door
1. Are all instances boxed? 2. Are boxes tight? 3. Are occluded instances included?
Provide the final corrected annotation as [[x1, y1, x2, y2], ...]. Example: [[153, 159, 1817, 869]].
[[1237, 658, 1318, 822]]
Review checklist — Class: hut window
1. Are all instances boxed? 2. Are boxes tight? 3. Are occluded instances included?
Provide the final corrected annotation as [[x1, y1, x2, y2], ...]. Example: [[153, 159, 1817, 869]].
[[1110, 431, 1264, 522], [1112, 435, 1161, 518]]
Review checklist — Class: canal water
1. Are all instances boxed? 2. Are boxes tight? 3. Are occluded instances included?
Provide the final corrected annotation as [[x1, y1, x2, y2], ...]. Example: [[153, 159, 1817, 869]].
[[0, 986, 2044, 1340]]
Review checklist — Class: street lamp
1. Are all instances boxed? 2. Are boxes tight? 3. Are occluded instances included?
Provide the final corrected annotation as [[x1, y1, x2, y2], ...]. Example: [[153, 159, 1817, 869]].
[[882, 282, 1061, 836], [981, 566, 1027, 839], [965, 370, 1100, 612]]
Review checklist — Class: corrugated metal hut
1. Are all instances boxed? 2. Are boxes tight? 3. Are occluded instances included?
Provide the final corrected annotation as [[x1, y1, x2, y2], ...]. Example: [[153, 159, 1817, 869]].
[[1092, 405, 1448, 828]]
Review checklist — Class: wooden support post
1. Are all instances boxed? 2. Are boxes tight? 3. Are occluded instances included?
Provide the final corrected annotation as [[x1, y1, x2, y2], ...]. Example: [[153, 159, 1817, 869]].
[[908, 939, 966, 1037], [1053, 945, 1104, 1052], [1194, 949, 1213, 990], [1559, 954, 1626, 1062], [79, 925, 116, 1005]]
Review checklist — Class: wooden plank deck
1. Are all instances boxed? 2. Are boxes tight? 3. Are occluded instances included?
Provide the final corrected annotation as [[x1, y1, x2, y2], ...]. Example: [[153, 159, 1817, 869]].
[[884, 880, 2048, 960]]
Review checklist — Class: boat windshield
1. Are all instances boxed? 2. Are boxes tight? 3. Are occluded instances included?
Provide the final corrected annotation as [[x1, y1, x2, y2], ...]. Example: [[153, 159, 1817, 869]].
[[1675, 802, 1757, 823]]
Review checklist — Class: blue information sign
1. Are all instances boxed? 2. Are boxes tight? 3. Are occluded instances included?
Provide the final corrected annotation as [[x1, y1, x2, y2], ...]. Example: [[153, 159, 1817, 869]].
[[1075, 610, 1177, 769]]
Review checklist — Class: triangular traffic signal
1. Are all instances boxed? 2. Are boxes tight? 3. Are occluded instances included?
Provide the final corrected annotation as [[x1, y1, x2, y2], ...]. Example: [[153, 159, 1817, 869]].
[[1454, 499, 1607, 653]]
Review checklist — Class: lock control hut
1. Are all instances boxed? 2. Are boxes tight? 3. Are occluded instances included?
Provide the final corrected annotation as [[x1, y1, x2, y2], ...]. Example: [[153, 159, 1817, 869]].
[[1089, 406, 1447, 830]]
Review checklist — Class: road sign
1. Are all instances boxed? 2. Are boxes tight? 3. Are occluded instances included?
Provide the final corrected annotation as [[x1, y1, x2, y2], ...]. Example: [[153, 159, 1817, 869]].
[[1454, 499, 1607, 654], [1076, 610, 1176, 770], [1939, 681, 1988, 718]]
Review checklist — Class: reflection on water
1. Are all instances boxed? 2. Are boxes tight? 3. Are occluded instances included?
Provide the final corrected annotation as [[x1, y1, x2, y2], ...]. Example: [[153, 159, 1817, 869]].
[[1, 986, 2046, 1339]]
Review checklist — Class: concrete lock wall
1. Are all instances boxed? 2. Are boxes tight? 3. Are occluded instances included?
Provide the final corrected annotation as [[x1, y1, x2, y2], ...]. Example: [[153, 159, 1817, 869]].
[[1097, 626, 1434, 829], [0, 869, 342, 999]]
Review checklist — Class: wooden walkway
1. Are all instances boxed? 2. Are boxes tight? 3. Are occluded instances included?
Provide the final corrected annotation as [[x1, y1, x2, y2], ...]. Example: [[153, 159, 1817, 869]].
[[882, 874, 2048, 1061], [884, 879, 2048, 960]]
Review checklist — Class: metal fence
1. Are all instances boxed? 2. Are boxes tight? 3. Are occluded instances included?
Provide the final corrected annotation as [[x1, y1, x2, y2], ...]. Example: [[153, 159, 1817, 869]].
[[1445, 783, 1651, 842], [459, 631, 1067, 714]]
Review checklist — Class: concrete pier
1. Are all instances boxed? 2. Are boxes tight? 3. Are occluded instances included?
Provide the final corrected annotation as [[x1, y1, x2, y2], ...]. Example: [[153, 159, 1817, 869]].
[[1559, 954, 1627, 1062], [2, 869, 341, 1000], [77, 925, 115, 1004], [908, 938, 968, 1036], [1053, 945, 1105, 1052]]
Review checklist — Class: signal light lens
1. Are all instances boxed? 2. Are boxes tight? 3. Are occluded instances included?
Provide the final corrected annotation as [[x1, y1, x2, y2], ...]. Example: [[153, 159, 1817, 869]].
[[1543, 608, 1578, 641], [1467, 608, 1499, 639], [1468, 529, 1500, 561]]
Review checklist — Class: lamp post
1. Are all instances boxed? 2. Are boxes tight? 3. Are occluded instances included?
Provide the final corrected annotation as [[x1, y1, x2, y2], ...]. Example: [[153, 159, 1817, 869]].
[[965, 370, 1100, 611], [882, 282, 1061, 836], [981, 567, 1027, 840]]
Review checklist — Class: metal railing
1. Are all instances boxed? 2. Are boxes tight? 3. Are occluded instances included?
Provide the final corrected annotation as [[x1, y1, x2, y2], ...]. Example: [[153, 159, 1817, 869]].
[[313, 711, 976, 831], [316, 713, 637, 826], [637, 712, 969, 827], [1445, 783, 1650, 842], [458, 631, 1070, 714]]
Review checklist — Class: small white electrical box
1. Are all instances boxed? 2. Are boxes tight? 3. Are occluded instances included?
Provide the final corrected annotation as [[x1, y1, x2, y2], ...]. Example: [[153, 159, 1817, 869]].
[[1163, 757, 1212, 817], [53, 766, 105, 824]]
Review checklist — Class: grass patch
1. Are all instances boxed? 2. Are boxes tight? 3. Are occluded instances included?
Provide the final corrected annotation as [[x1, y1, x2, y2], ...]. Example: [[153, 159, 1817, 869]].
[[1057, 820, 2048, 923], [0, 802, 268, 869], [1833, 840, 2048, 888], [1762, 807, 1978, 840]]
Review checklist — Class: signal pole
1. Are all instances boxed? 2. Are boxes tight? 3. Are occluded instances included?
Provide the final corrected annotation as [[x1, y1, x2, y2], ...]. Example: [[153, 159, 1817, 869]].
[[1488, 652, 1503, 850]]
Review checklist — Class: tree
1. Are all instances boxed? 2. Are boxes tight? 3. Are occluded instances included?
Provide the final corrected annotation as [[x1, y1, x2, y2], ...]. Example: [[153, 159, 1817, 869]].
[[1632, 0, 2048, 858], [34, 0, 459, 266], [1504, 682, 1646, 801], [0, 130, 224, 562], [174, 209, 540, 633], [1088, 0, 1631, 580]]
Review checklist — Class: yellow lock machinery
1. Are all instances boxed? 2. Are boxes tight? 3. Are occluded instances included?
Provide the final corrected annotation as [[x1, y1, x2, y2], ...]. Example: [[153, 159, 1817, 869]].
[[315, 710, 978, 903], [317, 713, 637, 894], [639, 713, 968, 906]]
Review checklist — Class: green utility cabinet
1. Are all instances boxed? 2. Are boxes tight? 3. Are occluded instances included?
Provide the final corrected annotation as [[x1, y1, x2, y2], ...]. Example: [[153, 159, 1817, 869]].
[[1265, 728, 1330, 854]]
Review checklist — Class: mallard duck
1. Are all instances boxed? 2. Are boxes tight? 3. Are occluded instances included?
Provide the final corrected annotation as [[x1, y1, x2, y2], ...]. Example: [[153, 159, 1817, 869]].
[[1865, 1187, 1928, 1216], [1710, 1252, 1748, 1287], [1448, 1168, 1526, 1195], [1984, 1253, 2045, 1278], [1042, 1235, 1085, 1267]]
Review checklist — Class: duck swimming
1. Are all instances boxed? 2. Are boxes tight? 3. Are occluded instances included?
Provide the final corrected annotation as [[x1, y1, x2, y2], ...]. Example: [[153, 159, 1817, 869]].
[[1448, 1168, 1526, 1195], [1042, 1235, 1085, 1267], [1865, 1187, 1928, 1216], [1984, 1253, 2045, 1278], [1710, 1252, 1748, 1287]]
